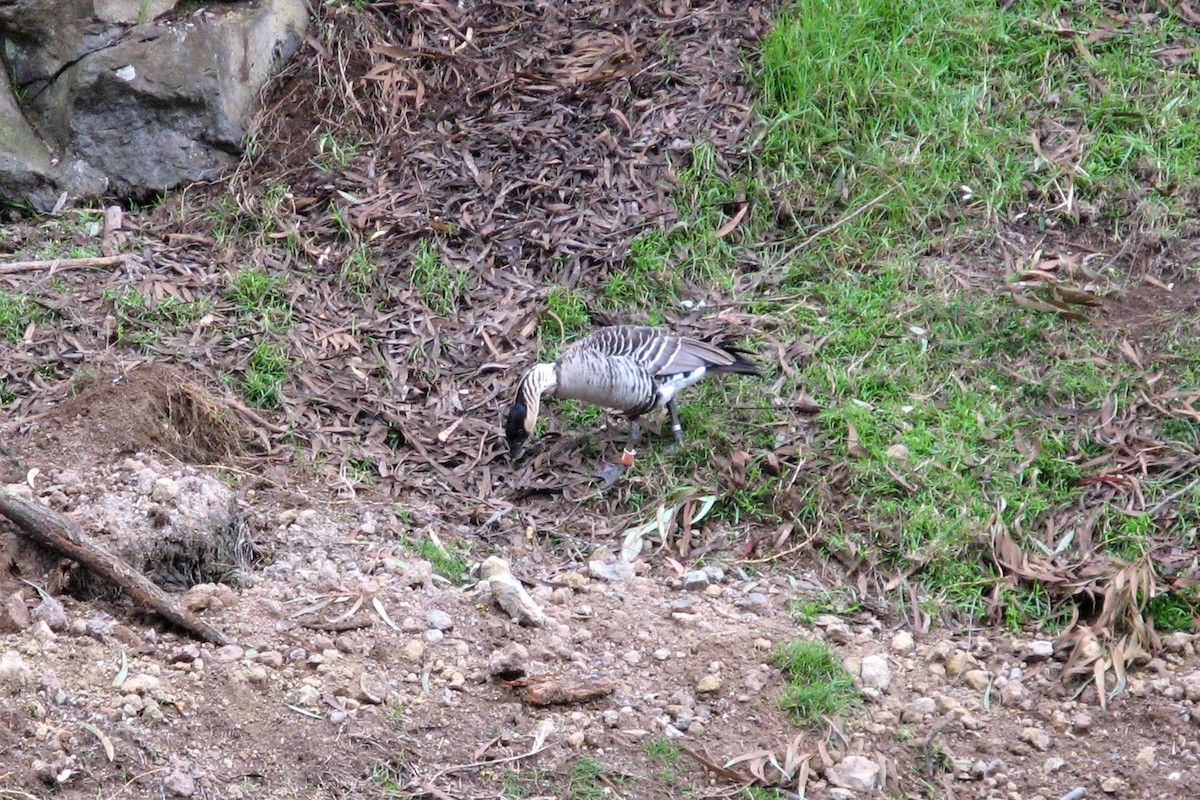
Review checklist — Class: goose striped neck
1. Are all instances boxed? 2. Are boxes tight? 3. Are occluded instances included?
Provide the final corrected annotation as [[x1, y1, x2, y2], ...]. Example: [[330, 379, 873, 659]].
[[505, 363, 557, 460]]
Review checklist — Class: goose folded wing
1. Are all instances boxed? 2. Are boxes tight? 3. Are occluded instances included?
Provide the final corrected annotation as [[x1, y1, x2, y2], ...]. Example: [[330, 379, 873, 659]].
[[649, 336, 738, 375], [578, 326, 742, 376]]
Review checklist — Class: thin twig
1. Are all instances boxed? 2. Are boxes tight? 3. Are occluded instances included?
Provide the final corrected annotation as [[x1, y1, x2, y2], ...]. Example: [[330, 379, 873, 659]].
[[224, 397, 290, 434], [0, 254, 128, 275], [738, 531, 818, 564], [425, 742, 554, 785], [1145, 474, 1200, 516], [680, 746, 752, 784], [774, 185, 899, 267], [101, 767, 171, 800], [0, 789, 41, 800], [420, 783, 458, 800]]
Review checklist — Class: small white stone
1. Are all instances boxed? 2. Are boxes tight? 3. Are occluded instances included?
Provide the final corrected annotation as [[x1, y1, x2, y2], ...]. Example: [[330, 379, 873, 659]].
[[151, 477, 180, 503], [295, 685, 321, 706], [0, 651, 31, 695], [1024, 640, 1055, 661], [1101, 777, 1126, 794], [121, 674, 160, 695], [163, 770, 194, 797], [902, 697, 936, 721], [963, 670, 990, 691], [427, 610, 453, 631], [1019, 726, 1052, 752], [859, 655, 891, 691], [210, 645, 245, 663], [890, 630, 915, 654], [826, 755, 880, 792]]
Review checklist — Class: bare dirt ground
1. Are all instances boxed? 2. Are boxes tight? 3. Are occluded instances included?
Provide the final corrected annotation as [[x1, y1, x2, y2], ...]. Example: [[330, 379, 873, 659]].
[[5, 399, 1200, 800], [4, 1, 1200, 799]]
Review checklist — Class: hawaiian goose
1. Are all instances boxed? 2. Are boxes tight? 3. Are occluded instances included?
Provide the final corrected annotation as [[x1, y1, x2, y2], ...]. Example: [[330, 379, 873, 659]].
[[505, 325, 761, 475]]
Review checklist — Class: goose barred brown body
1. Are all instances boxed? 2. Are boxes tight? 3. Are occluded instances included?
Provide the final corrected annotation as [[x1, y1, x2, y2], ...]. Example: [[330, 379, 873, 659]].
[[505, 325, 761, 462]]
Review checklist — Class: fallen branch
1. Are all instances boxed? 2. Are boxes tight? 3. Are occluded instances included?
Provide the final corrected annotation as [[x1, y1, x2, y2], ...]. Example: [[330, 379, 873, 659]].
[[0, 487, 233, 645], [0, 254, 128, 275]]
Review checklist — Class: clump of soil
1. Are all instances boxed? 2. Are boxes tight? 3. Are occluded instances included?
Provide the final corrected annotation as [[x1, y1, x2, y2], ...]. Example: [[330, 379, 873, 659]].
[[64, 467, 258, 598], [7, 363, 249, 472]]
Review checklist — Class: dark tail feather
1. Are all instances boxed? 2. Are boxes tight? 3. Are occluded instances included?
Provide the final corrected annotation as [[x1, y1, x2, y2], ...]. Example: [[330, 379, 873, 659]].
[[710, 345, 762, 377]]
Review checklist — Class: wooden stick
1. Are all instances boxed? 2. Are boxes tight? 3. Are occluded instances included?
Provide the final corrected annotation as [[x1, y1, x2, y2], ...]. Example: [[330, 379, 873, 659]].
[[0, 488, 233, 645], [0, 254, 128, 275]]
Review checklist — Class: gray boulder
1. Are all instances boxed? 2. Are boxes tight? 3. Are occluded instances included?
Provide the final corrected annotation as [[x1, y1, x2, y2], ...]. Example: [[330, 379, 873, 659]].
[[0, 0, 308, 208]]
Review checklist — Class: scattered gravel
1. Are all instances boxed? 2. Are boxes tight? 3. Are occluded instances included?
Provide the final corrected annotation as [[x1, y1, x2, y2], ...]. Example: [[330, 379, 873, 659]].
[[2, 454, 1197, 799]]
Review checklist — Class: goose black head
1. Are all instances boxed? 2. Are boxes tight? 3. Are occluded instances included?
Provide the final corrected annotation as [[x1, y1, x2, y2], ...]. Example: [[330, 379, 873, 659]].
[[505, 398, 530, 462]]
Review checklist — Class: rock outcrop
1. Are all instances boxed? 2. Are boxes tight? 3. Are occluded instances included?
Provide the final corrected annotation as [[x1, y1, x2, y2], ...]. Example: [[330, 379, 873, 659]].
[[0, 0, 308, 210]]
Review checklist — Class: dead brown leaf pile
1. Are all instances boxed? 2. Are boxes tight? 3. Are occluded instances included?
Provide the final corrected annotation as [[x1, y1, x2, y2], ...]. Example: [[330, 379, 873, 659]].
[[239, 0, 767, 276], [990, 398, 1200, 702]]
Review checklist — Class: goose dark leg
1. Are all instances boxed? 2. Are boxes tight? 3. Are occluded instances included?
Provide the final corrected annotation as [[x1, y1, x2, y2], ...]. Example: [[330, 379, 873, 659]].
[[667, 400, 684, 448], [593, 417, 642, 488]]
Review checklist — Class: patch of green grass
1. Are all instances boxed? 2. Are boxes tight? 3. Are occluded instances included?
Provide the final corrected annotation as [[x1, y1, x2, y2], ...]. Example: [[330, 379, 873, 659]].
[[998, 583, 1068, 633], [772, 639, 858, 726], [503, 768, 550, 799], [566, 759, 625, 800], [737, 789, 790, 800], [757, 0, 1200, 273], [342, 456, 376, 486], [557, 398, 607, 434], [409, 239, 468, 316], [197, 187, 299, 250], [603, 231, 677, 310], [313, 129, 365, 172], [238, 338, 293, 408], [1149, 589, 1198, 632], [227, 267, 292, 329], [401, 536, 470, 585], [0, 290, 46, 342], [204, 196, 260, 243], [0, 380, 15, 406], [370, 759, 406, 796], [33, 243, 102, 260], [644, 736, 682, 763], [341, 244, 378, 298], [30, 209, 106, 260], [104, 287, 211, 350], [644, 736, 687, 787], [791, 590, 863, 625], [743, 252, 1190, 622], [538, 285, 591, 353]]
